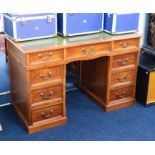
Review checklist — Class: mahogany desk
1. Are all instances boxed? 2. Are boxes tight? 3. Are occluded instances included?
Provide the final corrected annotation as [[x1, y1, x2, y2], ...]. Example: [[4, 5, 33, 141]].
[[5, 32, 141, 133]]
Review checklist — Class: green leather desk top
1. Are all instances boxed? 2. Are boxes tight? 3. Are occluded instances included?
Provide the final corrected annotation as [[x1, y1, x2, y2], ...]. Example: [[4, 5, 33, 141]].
[[6, 32, 141, 53]]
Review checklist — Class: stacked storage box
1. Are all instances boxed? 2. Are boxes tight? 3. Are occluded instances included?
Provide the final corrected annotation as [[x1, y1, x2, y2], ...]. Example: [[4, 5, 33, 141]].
[[104, 13, 139, 34], [57, 13, 103, 36], [3, 13, 140, 42], [3, 13, 57, 41]]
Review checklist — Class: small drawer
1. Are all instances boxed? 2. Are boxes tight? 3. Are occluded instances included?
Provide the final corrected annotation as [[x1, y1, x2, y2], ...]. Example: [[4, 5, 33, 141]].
[[113, 38, 139, 52], [66, 42, 111, 59], [30, 65, 63, 86], [32, 104, 63, 122], [111, 70, 135, 87], [28, 49, 64, 65], [32, 85, 63, 104], [110, 86, 134, 102], [112, 53, 137, 69]]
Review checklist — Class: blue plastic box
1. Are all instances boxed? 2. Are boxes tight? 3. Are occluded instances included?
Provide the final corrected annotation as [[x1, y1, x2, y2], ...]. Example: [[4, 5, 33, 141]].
[[104, 13, 139, 34], [57, 13, 103, 36], [3, 13, 57, 41]]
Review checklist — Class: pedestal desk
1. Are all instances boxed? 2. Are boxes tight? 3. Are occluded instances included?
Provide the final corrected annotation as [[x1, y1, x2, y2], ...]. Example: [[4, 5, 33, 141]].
[[5, 32, 141, 134]]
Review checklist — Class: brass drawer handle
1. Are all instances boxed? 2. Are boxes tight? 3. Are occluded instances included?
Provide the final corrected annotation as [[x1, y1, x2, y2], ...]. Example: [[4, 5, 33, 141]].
[[118, 58, 129, 65], [120, 41, 131, 48], [116, 76, 128, 82], [40, 108, 55, 119], [82, 47, 94, 55], [115, 91, 126, 98], [40, 91, 54, 99], [38, 52, 54, 61], [38, 71, 53, 80]]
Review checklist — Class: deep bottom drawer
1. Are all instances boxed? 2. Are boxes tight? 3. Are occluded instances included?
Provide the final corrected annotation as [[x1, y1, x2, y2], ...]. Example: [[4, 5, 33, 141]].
[[32, 104, 63, 123], [110, 85, 134, 102]]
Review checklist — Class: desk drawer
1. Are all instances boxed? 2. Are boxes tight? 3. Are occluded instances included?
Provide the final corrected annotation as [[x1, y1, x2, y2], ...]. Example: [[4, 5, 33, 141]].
[[30, 65, 63, 86], [113, 38, 139, 52], [110, 86, 134, 102], [111, 70, 135, 88], [66, 42, 111, 59], [112, 53, 137, 70], [32, 85, 63, 104], [28, 49, 63, 65], [32, 104, 63, 122]]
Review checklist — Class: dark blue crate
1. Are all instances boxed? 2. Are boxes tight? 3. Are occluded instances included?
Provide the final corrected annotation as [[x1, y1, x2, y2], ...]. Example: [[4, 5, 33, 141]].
[[57, 13, 103, 36], [104, 13, 139, 34]]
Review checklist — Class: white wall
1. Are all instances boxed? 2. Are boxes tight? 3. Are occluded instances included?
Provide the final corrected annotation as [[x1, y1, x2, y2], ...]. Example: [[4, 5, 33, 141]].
[[0, 14, 4, 32], [138, 13, 149, 46]]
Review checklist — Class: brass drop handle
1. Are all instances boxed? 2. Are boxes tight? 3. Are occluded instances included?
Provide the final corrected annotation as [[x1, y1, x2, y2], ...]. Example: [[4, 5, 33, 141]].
[[82, 47, 94, 55], [38, 52, 54, 61], [40, 108, 55, 119], [38, 71, 53, 80], [40, 91, 54, 99], [127, 40, 131, 46], [115, 91, 126, 98], [118, 58, 129, 65], [40, 112, 46, 118], [120, 41, 131, 48], [116, 76, 128, 82]]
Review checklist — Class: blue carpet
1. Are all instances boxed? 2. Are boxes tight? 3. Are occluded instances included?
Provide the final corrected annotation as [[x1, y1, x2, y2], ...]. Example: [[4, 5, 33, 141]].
[[1, 90, 155, 141], [1, 51, 155, 141]]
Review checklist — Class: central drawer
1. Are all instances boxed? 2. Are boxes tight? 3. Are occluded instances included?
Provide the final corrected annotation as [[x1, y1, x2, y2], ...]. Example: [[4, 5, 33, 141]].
[[30, 65, 63, 86], [32, 104, 63, 123], [31, 85, 63, 104], [66, 42, 111, 60]]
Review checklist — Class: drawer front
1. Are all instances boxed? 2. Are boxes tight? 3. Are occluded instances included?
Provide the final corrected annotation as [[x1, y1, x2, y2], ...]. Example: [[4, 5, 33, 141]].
[[112, 53, 137, 69], [113, 38, 139, 51], [32, 104, 63, 122], [111, 70, 135, 86], [110, 86, 134, 102], [66, 42, 111, 59], [32, 85, 63, 104], [29, 49, 63, 65], [30, 65, 63, 86]]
